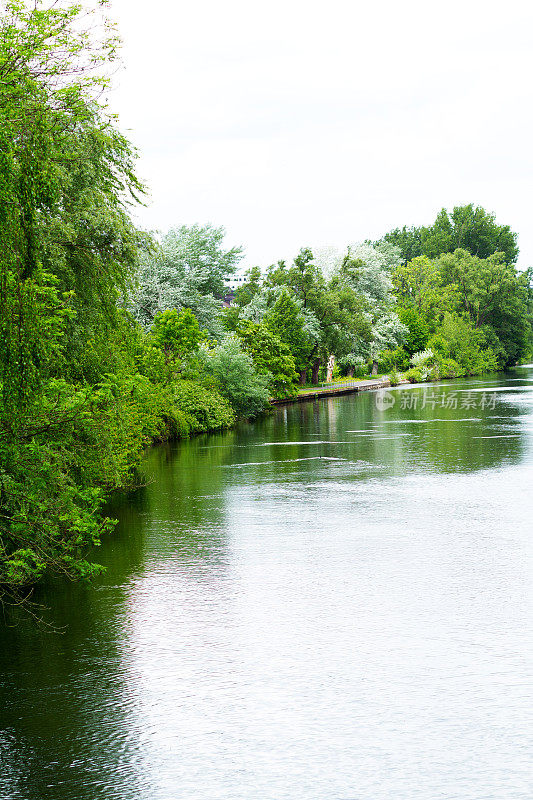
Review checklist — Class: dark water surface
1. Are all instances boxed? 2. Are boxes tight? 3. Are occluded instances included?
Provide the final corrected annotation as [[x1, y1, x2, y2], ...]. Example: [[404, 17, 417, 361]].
[[1, 369, 532, 800]]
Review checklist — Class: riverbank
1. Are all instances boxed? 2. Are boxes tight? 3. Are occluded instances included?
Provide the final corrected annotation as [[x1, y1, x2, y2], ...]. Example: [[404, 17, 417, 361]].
[[271, 377, 399, 404], [271, 366, 518, 405]]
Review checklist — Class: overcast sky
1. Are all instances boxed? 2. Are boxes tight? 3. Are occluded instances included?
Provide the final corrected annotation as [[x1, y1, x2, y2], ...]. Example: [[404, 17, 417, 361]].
[[109, 0, 533, 269]]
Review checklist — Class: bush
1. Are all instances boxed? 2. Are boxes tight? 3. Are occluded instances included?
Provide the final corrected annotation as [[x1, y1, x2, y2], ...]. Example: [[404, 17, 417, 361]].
[[404, 367, 424, 383], [378, 347, 410, 373], [201, 336, 270, 417], [388, 369, 401, 386], [436, 358, 465, 378], [171, 380, 235, 433]]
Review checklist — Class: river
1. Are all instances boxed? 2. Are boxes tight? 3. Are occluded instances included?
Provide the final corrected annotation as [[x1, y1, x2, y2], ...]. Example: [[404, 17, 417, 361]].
[[0, 368, 531, 800]]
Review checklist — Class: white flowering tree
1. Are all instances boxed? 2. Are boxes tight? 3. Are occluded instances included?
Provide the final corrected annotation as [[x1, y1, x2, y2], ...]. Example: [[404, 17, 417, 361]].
[[329, 242, 406, 373], [131, 224, 243, 337]]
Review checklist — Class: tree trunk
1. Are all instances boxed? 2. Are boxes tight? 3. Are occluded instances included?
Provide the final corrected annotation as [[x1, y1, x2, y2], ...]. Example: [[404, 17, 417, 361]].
[[311, 358, 321, 384], [371, 359, 379, 376], [346, 367, 354, 377], [299, 370, 307, 386]]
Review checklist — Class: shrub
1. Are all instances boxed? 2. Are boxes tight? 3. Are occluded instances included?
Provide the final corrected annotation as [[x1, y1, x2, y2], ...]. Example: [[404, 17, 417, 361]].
[[201, 336, 270, 418], [404, 367, 424, 383], [378, 347, 410, 373], [388, 369, 401, 386], [436, 358, 465, 379], [410, 348, 435, 367], [171, 380, 235, 433]]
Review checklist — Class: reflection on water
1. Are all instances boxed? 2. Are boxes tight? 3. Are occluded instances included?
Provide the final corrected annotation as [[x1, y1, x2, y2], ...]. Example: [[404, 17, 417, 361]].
[[1, 370, 532, 800]]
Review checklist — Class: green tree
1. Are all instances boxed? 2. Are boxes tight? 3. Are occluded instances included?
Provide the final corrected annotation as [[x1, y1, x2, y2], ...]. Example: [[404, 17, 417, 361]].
[[397, 307, 430, 355], [264, 289, 316, 381], [233, 265, 262, 307], [0, 0, 150, 599], [379, 205, 519, 265], [237, 321, 299, 398], [438, 249, 530, 365], [150, 308, 205, 361], [393, 256, 442, 315]]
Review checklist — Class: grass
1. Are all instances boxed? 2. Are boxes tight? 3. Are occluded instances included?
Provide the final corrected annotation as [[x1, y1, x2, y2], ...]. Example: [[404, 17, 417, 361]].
[[297, 375, 389, 394]]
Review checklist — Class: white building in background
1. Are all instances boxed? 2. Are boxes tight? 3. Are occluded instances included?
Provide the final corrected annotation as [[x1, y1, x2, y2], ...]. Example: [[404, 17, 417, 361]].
[[224, 273, 249, 291]]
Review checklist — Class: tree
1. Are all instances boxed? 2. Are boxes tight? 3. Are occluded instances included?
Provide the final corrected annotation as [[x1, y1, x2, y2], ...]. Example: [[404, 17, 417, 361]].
[[237, 321, 299, 398], [233, 265, 262, 307], [379, 205, 519, 265], [392, 256, 442, 315], [377, 226, 423, 265], [330, 243, 406, 374], [0, 0, 149, 598], [150, 308, 205, 361], [0, 0, 143, 401], [397, 307, 430, 355], [162, 224, 243, 296], [438, 249, 530, 365], [429, 313, 499, 375], [264, 289, 316, 380], [131, 224, 242, 335]]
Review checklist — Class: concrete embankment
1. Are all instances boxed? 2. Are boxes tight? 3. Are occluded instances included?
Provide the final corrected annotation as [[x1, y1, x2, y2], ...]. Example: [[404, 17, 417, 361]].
[[271, 378, 408, 405]]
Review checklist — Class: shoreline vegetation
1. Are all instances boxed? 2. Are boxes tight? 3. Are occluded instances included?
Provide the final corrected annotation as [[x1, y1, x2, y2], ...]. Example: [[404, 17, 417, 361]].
[[1, 2, 532, 603]]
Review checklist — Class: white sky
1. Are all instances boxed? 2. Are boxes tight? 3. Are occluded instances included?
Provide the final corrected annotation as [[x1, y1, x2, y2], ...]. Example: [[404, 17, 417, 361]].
[[109, 0, 533, 269]]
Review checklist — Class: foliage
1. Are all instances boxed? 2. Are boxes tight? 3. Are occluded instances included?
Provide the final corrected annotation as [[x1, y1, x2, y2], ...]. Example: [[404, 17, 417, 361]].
[[404, 367, 424, 383], [429, 313, 499, 376], [171, 380, 235, 433], [409, 348, 438, 381], [0, 0, 148, 599], [378, 347, 410, 372], [436, 358, 465, 379], [397, 307, 430, 355], [0, 0, 529, 602], [336, 242, 398, 306], [0, 373, 169, 594], [410, 348, 435, 367], [150, 308, 205, 361], [233, 266, 262, 307], [392, 256, 456, 324], [131, 224, 242, 335], [200, 336, 270, 417], [388, 369, 401, 386], [237, 321, 299, 398], [365, 312, 407, 363], [264, 288, 315, 376], [262, 247, 378, 382], [437, 249, 529, 366], [337, 354, 366, 377], [380, 204, 519, 265]]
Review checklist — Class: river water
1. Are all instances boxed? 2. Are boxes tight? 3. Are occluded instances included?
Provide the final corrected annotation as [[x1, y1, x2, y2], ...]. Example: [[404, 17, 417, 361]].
[[0, 369, 531, 800]]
